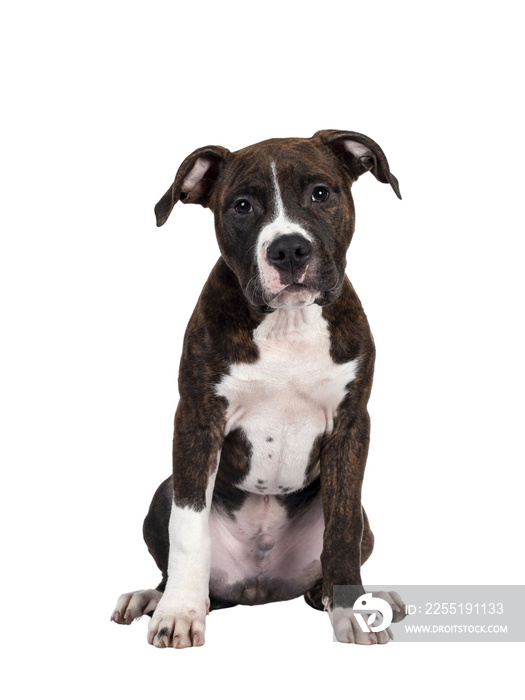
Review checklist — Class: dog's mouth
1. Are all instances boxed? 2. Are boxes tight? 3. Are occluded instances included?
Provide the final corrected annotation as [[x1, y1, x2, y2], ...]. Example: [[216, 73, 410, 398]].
[[246, 271, 343, 313], [267, 283, 319, 309]]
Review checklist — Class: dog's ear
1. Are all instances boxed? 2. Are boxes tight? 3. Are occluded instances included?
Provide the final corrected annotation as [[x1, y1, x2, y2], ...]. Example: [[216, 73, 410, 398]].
[[155, 145, 230, 226], [314, 130, 401, 199]]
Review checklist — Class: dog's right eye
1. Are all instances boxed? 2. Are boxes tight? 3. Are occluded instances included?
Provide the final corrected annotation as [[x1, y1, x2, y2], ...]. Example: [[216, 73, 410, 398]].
[[234, 199, 253, 214], [311, 186, 330, 203]]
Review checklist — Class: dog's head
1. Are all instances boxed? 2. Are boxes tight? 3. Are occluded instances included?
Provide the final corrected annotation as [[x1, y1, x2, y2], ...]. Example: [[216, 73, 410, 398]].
[[155, 130, 401, 312]]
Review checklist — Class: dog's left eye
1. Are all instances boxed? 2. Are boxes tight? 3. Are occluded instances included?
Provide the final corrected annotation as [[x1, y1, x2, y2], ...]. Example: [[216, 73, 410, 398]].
[[234, 199, 253, 214], [311, 186, 330, 203]]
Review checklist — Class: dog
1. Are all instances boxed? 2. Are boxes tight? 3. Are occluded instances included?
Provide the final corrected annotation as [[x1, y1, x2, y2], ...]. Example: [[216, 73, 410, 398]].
[[111, 130, 403, 646]]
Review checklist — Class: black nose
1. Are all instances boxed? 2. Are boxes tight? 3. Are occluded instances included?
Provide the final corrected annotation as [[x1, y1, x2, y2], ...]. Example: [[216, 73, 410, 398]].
[[267, 234, 312, 273]]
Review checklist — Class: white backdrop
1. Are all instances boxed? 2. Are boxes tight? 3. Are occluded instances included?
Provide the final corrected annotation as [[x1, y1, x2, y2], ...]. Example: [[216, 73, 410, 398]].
[[1, 1, 523, 697]]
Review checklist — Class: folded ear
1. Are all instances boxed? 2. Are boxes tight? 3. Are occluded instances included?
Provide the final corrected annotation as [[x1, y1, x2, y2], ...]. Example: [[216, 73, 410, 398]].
[[154, 144, 230, 226], [313, 129, 401, 199]]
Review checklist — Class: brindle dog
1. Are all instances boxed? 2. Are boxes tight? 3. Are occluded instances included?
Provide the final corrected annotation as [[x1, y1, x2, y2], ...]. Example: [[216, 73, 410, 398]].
[[111, 130, 404, 647]]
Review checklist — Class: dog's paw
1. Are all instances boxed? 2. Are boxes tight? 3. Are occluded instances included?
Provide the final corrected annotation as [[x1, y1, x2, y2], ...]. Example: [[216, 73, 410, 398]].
[[326, 590, 406, 644], [111, 589, 162, 625], [330, 606, 393, 644], [147, 603, 207, 649]]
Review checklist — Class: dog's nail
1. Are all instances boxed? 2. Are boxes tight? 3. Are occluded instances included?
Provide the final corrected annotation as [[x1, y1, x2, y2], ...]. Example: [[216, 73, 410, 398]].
[[112, 611, 119, 622]]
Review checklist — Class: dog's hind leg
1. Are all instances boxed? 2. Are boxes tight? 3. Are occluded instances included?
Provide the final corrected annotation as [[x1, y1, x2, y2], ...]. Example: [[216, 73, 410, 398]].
[[142, 477, 172, 586], [303, 507, 374, 611], [304, 578, 324, 611], [111, 478, 172, 625], [360, 507, 375, 566]]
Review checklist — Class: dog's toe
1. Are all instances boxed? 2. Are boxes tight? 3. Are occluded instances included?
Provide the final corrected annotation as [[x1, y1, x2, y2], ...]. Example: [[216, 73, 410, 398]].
[[148, 607, 207, 649], [111, 589, 162, 625]]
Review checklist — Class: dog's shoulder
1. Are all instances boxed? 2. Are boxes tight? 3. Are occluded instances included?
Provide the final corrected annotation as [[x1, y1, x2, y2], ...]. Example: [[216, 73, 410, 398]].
[[322, 277, 375, 365], [183, 258, 260, 365]]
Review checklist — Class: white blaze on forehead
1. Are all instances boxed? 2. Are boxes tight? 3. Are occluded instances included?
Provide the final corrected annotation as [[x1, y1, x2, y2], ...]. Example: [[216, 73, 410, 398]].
[[261, 162, 312, 245], [270, 161, 285, 220], [256, 161, 312, 298]]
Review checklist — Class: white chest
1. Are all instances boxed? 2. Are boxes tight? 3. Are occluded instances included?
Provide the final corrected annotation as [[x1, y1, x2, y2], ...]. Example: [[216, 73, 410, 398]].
[[216, 306, 359, 494]]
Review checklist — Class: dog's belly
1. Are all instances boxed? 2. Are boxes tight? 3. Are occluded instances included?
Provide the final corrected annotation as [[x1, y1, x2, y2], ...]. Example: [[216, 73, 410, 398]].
[[216, 306, 360, 494], [209, 492, 324, 604]]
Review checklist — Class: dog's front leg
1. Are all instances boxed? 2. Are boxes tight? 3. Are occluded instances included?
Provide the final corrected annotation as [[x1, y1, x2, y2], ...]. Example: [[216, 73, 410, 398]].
[[147, 401, 223, 649], [320, 410, 390, 644]]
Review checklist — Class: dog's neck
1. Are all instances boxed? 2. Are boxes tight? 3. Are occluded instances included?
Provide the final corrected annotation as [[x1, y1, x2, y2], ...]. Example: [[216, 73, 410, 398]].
[[253, 304, 324, 341]]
